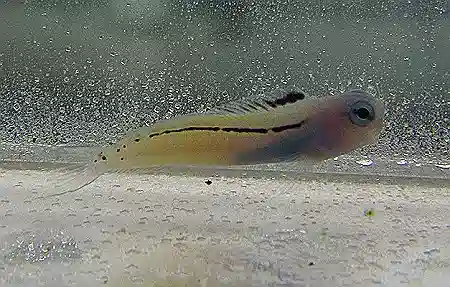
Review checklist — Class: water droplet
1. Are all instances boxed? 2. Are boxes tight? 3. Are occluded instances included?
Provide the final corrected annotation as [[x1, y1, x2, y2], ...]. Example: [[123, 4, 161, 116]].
[[13, 102, 20, 111], [367, 85, 377, 95], [356, 159, 374, 166], [396, 160, 408, 166]]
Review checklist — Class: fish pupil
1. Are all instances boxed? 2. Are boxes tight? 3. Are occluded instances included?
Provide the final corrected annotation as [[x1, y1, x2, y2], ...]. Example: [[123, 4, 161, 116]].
[[355, 107, 370, 120]]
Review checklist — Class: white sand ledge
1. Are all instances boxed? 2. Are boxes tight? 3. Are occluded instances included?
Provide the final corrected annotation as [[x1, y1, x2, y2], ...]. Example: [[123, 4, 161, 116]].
[[0, 169, 450, 287]]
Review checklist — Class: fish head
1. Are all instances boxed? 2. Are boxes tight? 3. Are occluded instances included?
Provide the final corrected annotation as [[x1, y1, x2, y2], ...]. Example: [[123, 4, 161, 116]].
[[304, 89, 385, 159]]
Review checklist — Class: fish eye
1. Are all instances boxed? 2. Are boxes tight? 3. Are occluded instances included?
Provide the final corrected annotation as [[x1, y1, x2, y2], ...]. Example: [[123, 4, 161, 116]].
[[349, 101, 375, 126]]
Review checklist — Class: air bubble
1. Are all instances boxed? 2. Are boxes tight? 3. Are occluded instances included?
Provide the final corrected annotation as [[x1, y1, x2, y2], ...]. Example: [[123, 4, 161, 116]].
[[356, 159, 374, 166]]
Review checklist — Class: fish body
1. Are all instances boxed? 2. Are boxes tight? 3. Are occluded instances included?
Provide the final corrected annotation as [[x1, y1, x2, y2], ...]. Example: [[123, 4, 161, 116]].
[[47, 87, 385, 196]]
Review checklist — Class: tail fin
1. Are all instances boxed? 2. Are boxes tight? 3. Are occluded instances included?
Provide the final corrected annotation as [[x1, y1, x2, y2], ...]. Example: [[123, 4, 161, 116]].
[[41, 162, 104, 198]]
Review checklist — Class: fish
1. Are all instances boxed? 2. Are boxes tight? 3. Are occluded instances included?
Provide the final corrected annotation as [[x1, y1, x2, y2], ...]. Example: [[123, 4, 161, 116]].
[[45, 87, 385, 197]]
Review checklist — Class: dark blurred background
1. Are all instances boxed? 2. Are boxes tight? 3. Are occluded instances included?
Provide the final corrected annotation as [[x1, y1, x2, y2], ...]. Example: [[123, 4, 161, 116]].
[[0, 0, 448, 162]]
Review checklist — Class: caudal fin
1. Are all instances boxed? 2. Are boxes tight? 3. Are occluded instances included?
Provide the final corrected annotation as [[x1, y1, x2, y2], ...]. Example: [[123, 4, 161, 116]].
[[41, 162, 104, 198]]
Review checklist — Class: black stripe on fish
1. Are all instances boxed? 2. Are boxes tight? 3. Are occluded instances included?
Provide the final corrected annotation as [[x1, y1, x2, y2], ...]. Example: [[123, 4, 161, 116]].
[[264, 91, 306, 108], [97, 118, 309, 162], [146, 119, 308, 139], [271, 122, 305, 133]]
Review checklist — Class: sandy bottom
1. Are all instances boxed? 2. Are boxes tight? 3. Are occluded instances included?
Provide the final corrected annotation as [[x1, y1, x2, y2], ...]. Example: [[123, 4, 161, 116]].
[[0, 169, 449, 287]]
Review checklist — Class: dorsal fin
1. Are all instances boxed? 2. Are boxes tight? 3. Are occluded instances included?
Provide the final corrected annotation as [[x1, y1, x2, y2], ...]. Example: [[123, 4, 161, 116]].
[[117, 86, 310, 142], [206, 86, 309, 115]]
